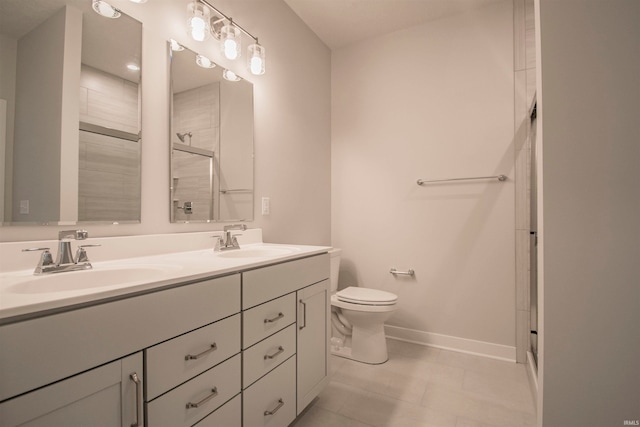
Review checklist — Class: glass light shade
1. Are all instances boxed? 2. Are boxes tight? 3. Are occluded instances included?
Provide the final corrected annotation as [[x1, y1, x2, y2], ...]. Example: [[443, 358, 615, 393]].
[[223, 69, 241, 81], [170, 39, 184, 51], [220, 23, 241, 60], [92, 0, 121, 18], [247, 43, 266, 75], [127, 64, 140, 71], [196, 55, 215, 68], [188, 2, 211, 42]]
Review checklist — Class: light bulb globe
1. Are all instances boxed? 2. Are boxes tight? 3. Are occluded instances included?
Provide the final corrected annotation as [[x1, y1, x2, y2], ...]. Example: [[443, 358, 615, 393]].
[[247, 43, 266, 75], [220, 23, 241, 60]]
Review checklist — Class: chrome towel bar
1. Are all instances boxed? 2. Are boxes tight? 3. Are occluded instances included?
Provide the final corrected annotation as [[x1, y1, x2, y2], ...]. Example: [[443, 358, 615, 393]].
[[417, 175, 507, 185]]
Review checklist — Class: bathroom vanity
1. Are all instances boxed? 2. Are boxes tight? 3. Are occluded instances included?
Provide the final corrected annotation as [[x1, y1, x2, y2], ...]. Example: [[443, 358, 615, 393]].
[[0, 232, 329, 427]]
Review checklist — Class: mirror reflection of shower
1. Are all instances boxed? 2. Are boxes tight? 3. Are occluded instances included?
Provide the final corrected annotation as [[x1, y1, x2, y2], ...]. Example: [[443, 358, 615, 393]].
[[176, 131, 192, 144]]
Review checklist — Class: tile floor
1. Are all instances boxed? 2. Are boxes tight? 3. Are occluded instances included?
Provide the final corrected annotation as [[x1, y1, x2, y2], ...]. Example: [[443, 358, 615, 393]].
[[291, 339, 536, 427]]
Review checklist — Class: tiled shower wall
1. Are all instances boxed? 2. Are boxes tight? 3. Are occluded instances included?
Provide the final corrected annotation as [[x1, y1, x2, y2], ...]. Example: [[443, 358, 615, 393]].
[[78, 65, 140, 222], [514, 0, 536, 363], [171, 83, 220, 222]]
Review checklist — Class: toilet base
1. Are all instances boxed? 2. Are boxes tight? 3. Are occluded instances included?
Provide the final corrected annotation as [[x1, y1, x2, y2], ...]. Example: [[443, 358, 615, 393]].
[[330, 346, 389, 365], [330, 323, 390, 365]]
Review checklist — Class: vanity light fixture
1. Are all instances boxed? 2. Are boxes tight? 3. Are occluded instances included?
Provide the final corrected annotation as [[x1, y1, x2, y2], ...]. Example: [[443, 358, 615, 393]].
[[190, 0, 266, 75], [222, 69, 241, 81], [196, 54, 216, 68], [92, 0, 121, 18], [187, 1, 211, 42]]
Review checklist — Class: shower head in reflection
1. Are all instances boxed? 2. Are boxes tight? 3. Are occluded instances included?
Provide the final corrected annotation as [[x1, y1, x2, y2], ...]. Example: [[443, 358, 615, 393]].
[[176, 132, 192, 143]]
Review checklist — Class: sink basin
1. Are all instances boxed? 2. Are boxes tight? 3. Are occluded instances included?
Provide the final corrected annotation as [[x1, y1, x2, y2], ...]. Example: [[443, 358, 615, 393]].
[[216, 246, 300, 259], [6, 265, 182, 294]]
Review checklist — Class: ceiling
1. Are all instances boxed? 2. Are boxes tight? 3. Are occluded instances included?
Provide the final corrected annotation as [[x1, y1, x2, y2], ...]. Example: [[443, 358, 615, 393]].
[[283, 0, 504, 50]]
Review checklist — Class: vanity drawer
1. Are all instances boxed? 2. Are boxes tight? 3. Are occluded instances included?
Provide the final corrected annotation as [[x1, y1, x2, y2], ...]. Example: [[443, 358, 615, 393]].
[[243, 324, 296, 388], [243, 355, 296, 427], [192, 394, 241, 427], [146, 314, 241, 400], [242, 293, 296, 349], [147, 354, 240, 427], [242, 253, 329, 309]]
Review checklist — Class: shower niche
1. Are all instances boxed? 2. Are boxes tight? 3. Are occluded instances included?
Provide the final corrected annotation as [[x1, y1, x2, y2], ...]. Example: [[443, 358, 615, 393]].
[[169, 42, 254, 223]]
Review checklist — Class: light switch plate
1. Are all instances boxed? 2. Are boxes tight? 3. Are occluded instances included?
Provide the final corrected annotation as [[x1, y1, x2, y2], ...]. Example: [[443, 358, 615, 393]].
[[20, 200, 29, 214]]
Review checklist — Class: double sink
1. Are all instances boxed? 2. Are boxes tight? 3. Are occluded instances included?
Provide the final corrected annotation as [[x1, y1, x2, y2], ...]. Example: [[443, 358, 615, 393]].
[[0, 240, 312, 322], [6, 245, 301, 294]]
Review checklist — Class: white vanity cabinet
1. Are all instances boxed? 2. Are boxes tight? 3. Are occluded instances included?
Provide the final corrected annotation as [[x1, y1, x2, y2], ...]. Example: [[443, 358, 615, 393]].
[[0, 352, 143, 427], [241, 253, 330, 425], [0, 274, 241, 427], [0, 250, 329, 427]]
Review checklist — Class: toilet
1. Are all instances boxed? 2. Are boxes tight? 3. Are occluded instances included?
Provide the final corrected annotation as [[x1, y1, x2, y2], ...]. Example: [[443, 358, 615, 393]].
[[329, 248, 398, 364]]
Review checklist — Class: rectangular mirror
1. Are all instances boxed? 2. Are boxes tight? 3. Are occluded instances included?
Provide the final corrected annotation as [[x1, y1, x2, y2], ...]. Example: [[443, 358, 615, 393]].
[[0, 0, 142, 225], [169, 42, 254, 223]]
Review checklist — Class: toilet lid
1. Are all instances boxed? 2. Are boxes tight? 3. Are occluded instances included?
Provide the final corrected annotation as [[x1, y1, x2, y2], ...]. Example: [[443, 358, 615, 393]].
[[336, 287, 398, 305]]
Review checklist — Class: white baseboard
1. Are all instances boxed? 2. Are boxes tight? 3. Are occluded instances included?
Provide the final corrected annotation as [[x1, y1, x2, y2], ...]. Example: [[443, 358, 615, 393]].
[[384, 324, 517, 362]]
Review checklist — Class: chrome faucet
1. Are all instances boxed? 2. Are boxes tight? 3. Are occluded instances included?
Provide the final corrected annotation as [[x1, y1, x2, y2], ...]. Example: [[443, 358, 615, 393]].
[[22, 229, 100, 275], [214, 224, 247, 251], [56, 229, 88, 265]]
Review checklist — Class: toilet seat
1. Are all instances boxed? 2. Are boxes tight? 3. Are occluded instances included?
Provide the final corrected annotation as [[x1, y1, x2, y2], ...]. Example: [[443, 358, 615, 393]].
[[331, 294, 397, 313], [336, 287, 398, 306]]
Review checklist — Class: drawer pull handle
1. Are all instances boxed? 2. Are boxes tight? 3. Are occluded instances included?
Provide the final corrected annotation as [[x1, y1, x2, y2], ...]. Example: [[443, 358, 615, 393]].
[[264, 312, 285, 323], [130, 372, 142, 427], [186, 387, 218, 409], [264, 346, 285, 360], [264, 398, 285, 416], [185, 343, 217, 360], [299, 299, 307, 330]]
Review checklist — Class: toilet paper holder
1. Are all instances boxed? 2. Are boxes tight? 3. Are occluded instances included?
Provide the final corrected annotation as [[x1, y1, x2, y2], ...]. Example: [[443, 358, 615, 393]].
[[390, 268, 415, 276]]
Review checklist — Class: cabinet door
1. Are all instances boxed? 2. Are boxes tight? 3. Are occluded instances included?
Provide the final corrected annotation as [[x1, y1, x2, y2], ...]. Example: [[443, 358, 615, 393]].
[[296, 279, 329, 414], [0, 352, 143, 427]]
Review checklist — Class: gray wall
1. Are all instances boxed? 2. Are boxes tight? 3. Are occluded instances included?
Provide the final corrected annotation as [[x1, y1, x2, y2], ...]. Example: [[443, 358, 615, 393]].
[[331, 1, 516, 357], [537, 0, 640, 424], [11, 6, 82, 223]]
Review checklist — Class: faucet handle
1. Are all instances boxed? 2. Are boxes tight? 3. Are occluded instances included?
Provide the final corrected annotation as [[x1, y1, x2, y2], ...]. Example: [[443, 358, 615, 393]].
[[22, 247, 51, 253], [22, 248, 54, 273], [76, 244, 101, 263], [211, 234, 224, 251]]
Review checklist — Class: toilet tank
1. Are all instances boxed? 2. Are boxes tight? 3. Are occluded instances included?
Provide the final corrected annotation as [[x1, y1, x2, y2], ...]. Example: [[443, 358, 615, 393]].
[[329, 248, 342, 292]]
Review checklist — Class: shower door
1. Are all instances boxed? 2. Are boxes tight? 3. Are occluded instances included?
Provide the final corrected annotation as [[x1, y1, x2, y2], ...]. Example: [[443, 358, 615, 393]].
[[170, 146, 215, 222]]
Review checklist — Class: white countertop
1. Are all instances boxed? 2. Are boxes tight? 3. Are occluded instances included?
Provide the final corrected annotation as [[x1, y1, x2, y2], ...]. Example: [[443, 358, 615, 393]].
[[0, 230, 330, 323]]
